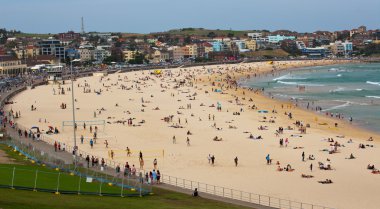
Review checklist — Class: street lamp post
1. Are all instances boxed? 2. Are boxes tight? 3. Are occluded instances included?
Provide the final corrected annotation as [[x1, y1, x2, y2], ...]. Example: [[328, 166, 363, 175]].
[[70, 58, 81, 162]]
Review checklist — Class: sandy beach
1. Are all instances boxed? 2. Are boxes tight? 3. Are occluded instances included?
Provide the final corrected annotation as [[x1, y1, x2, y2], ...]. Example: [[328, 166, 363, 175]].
[[7, 60, 380, 209]]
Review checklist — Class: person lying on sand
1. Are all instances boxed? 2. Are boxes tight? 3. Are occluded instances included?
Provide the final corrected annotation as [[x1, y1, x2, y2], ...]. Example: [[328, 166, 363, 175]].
[[318, 179, 333, 184], [301, 174, 314, 178], [372, 169, 380, 174]]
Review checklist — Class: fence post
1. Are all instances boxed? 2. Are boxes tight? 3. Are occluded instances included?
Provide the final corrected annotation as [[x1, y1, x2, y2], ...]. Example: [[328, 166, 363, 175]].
[[99, 176, 103, 196], [121, 173, 124, 197], [78, 174, 82, 195], [259, 195, 261, 205], [33, 170, 38, 191], [55, 172, 61, 194], [11, 167, 16, 189]]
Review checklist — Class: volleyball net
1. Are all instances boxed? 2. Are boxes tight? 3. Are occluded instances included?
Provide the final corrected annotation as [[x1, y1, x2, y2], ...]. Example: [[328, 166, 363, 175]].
[[62, 120, 106, 131], [108, 149, 165, 160]]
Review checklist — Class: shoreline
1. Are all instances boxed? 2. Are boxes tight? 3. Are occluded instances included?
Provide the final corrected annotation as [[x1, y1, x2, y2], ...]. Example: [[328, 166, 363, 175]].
[[253, 63, 380, 136], [228, 61, 380, 142]]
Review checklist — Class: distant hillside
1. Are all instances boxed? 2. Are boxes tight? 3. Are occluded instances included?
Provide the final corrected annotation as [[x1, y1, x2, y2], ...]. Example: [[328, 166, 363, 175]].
[[14, 33, 53, 39], [153, 28, 263, 38]]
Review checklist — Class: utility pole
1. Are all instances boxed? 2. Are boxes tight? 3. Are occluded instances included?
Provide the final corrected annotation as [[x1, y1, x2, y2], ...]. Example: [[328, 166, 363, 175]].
[[81, 17, 85, 35]]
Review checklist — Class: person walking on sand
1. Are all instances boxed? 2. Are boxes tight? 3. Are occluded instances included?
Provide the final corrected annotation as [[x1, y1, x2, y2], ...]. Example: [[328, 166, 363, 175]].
[[80, 135, 84, 144], [211, 155, 215, 166], [234, 157, 238, 167], [172, 135, 176, 144], [153, 158, 158, 170], [90, 138, 94, 149], [208, 154, 211, 164], [186, 137, 190, 146], [105, 140, 108, 148], [302, 152, 305, 161], [266, 154, 271, 165], [310, 163, 313, 172]]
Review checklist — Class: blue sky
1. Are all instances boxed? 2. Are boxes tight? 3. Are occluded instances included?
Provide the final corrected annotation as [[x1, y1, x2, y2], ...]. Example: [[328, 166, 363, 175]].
[[1, 0, 379, 33]]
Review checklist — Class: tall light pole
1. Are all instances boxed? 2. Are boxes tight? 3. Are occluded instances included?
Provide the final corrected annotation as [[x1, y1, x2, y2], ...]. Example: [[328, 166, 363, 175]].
[[70, 57, 81, 159]]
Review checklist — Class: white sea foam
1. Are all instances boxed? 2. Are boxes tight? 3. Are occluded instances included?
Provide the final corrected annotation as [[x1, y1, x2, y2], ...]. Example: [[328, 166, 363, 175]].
[[356, 89, 364, 91], [337, 74, 342, 77], [366, 81, 380, 86], [329, 87, 345, 93], [277, 81, 324, 87], [273, 74, 307, 81], [366, 96, 380, 99], [322, 101, 351, 112]]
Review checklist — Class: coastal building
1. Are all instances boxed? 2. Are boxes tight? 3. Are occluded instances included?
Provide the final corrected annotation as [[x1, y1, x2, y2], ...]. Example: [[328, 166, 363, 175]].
[[247, 33, 262, 41], [300, 47, 326, 57], [342, 41, 353, 55], [170, 46, 185, 61], [123, 50, 137, 62], [0, 55, 27, 74], [152, 49, 169, 63], [38, 39, 66, 59], [330, 41, 345, 56], [212, 41, 223, 52], [78, 48, 93, 61], [245, 39, 257, 51], [185, 44, 198, 58], [58, 31, 81, 41], [267, 35, 296, 43], [92, 46, 111, 63], [296, 41, 307, 50]]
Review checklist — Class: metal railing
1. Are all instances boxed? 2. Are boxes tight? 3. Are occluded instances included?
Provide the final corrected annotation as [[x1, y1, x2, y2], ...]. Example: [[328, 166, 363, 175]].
[[160, 174, 334, 209]]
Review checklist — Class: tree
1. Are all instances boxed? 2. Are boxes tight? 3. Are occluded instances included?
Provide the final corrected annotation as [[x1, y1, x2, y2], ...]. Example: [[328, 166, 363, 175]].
[[207, 32, 217, 39], [227, 32, 234, 38], [184, 36, 192, 44], [128, 52, 146, 64]]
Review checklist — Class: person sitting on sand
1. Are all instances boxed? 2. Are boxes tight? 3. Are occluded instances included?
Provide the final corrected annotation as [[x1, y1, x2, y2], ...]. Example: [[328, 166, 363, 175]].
[[213, 136, 222, 141], [277, 165, 283, 171], [249, 134, 254, 139], [367, 164, 375, 170], [349, 153, 355, 159], [187, 130, 192, 135], [368, 137, 374, 141]]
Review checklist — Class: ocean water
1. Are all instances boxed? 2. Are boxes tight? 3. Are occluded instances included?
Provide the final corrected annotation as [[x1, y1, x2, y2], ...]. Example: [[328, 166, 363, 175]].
[[240, 63, 380, 133]]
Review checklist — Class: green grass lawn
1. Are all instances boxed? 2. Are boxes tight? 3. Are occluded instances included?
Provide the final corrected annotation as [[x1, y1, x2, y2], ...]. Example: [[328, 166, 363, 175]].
[[0, 143, 251, 209], [0, 187, 248, 209]]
